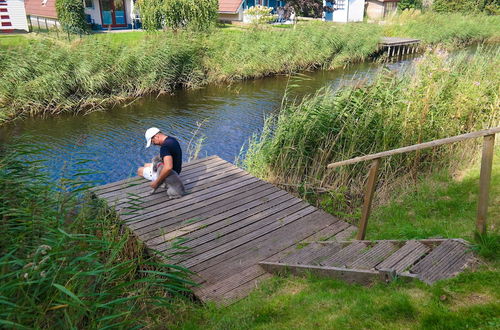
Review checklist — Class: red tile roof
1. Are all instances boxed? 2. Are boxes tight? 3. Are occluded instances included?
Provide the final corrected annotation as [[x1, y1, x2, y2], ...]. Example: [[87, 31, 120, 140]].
[[219, 0, 243, 13], [25, 0, 57, 18]]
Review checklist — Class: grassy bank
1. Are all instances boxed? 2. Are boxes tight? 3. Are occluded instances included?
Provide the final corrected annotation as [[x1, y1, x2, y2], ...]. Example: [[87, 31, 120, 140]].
[[170, 148, 500, 330], [0, 145, 192, 328], [242, 47, 500, 215], [1, 12, 499, 123]]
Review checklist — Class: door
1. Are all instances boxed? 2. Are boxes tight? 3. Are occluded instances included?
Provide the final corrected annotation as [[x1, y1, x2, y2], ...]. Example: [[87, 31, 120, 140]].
[[100, 0, 127, 28]]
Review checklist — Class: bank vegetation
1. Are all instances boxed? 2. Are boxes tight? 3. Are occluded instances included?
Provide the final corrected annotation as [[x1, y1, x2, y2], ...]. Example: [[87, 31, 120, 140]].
[[0, 12, 499, 124]]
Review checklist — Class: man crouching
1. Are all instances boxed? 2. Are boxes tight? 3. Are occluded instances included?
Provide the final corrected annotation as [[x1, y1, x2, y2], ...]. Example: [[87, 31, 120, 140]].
[[137, 127, 185, 198]]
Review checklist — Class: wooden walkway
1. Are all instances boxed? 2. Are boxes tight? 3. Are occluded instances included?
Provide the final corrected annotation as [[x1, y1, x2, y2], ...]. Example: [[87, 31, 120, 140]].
[[92, 156, 355, 304], [92, 156, 478, 304], [261, 239, 476, 285], [379, 37, 420, 57]]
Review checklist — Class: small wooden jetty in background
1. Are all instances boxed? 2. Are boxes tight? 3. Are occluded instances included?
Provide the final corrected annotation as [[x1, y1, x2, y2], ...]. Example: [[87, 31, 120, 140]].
[[379, 37, 421, 57]]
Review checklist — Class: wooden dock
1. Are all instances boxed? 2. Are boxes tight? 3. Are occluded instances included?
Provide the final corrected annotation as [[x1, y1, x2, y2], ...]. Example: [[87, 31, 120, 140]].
[[379, 37, 420, 57], [92, 156, 355, 304], [92, 156, 478, 304]]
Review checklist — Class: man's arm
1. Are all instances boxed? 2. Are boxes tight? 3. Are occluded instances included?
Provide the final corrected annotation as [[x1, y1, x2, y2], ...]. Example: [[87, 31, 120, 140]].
[[150, 155, 173, 189]]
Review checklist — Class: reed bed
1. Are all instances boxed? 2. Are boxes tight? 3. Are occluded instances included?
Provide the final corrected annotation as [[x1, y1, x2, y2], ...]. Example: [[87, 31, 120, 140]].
[[242, 47, 500, 214], [0, 144, 193, 328], [1, 13, 499, 123]]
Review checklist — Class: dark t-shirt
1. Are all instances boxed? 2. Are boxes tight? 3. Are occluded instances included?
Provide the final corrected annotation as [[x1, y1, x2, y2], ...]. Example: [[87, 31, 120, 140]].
[[160, 136, 182, 174]]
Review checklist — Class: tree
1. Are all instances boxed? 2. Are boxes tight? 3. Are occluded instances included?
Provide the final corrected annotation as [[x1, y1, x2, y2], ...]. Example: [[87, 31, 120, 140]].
[[137, 0, 218, 31], [398, 0, 422, 10], [55, 0, 88, 34], [285, 0, 325, 18]]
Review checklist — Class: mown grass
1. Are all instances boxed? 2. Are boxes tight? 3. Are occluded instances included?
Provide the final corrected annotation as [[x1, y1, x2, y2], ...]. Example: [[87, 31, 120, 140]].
[[169, 148, 500, 330], [1, 12, 499, 123], [242, 47, 500, 216], [0, 144, 194, 328]]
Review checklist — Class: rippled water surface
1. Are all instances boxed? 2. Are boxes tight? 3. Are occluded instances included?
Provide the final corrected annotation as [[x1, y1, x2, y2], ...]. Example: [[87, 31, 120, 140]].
[[0, 57, 418, 185]]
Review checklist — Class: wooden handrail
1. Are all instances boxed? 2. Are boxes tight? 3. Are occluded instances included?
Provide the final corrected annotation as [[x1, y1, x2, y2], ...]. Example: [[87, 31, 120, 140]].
[[327, 127, 500, 169], [325, 127, 499, 239]]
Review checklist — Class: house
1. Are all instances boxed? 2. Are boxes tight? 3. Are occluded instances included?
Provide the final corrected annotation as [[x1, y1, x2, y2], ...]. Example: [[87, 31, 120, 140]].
[[323, 0, 365, 22], [1, 0, 29, 32], [365, 0, 399, 20], [24, 0, 139, 30], [219, 0, 286, 23]]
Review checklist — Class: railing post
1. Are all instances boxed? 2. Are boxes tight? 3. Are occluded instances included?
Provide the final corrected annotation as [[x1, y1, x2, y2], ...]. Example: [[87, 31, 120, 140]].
[[356, 158, 381, 240], [476, 134, 495, 235]]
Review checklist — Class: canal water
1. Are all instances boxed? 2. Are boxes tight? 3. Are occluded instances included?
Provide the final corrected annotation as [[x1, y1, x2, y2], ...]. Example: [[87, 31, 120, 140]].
[[0, 57, 418, 185]]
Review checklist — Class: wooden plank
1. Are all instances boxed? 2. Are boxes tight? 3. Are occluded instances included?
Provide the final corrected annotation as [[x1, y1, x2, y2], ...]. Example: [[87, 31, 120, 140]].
[[155, 194, 305, 253], [132, 180, 270, 238], [116, 168, 248, 212], [476, 134, 495, 234], [191, 210, 341, 283], [136, 184, 284, 244], [279, 243, 324, 264], [260, 262, 381, 286], [357, 158, 380, 240], [327, 127, 500, 169], [347, 241, 397, 269], [179, 205, 315, 269], [417, 242, 473, 283], [92, 155, 220, 195], [320, 242, 367, 267], [376, 240, 430, 274], [263, 220, 348, 263], [194, 265, 267, 302], [99, 160, 236, 201], [148, 190, 290, 245], [160, 199, 308, 263], [119, 171, 256, 220], [303, 243, 344, 265], [211, 273, 272, 305], [410, 240, 458, 274]]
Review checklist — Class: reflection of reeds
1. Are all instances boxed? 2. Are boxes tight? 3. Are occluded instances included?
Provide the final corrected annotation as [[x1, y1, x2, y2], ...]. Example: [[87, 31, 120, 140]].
[[242, 48, 500, 214], [0, 143, 194, 328], [2, 13, 498, 123]]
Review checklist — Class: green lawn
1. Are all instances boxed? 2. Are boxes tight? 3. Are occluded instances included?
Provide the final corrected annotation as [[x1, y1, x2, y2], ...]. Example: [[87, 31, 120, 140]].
[[170, 148, 500, 329]]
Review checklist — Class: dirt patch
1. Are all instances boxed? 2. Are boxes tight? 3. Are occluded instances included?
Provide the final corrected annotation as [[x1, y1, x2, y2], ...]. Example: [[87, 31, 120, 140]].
[[450, 292, 495, 311]]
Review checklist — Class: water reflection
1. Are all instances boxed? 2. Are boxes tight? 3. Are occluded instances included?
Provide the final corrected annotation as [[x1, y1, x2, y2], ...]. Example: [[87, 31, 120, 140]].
[[0, 56, 418, 184]]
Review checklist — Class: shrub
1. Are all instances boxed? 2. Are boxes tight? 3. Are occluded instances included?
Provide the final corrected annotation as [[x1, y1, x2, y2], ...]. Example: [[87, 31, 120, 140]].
[[433, 0, 499, 15], [244, 5, 275, 25], [55, 0, 88, 34], [137, 0, 218, 31]]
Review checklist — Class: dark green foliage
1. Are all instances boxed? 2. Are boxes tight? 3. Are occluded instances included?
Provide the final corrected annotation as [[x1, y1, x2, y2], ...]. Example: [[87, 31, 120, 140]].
[[137, 0, 218, 31], [0, 143, 193, 328], [398, 0, 422, 10], [55, 0, 88, 34], [433, 0, 500, 15]]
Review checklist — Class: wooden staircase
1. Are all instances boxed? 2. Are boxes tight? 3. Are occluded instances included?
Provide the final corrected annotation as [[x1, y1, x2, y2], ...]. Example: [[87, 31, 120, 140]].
[[260, 239, 477, 285]]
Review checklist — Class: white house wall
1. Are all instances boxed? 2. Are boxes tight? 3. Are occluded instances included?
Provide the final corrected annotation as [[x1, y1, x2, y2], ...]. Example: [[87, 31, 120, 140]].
[[84, 0, 102, 25], [2, 0, 29, 31], [327, 0, 365, 23]]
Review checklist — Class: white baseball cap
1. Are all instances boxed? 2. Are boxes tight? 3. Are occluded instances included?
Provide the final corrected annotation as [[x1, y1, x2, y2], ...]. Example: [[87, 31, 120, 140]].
[[145, 127, 160, 148]]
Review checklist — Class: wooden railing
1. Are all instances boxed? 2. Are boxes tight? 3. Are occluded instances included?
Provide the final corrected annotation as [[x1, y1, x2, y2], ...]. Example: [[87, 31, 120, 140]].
[[327, 127, 500, 240]]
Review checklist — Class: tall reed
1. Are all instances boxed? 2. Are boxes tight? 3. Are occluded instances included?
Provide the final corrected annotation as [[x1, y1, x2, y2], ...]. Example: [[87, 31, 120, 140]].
[[1, 13, 499, 123], [0, 143, 193, 328], [242, 47, 500, 213]]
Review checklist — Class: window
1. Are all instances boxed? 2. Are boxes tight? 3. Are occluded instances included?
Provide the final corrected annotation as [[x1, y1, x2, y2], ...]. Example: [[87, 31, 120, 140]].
[[84, 0, 93, 8], [334, 0, 345, 10]]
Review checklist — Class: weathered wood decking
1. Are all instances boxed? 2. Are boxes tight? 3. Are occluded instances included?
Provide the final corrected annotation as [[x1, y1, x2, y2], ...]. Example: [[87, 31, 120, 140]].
[[92, 156, 355, 304], [261, 239, 476, 285], [379, 37, 420, 57]]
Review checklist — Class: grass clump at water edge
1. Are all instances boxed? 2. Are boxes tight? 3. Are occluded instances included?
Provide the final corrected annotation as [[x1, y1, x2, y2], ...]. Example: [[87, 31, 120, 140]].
[[242, 47, 500, 220], [0, 143, 195, 328]]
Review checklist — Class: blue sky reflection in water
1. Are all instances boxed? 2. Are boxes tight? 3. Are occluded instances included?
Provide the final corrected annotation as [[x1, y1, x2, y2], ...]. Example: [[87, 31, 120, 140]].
[[0, 58, 418, 185]]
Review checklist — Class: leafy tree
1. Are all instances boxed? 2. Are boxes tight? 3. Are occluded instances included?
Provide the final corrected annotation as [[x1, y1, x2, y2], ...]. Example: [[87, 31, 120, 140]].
[[55, 0, 88, 34], [285, 0, 325, 18], [137, 0, 218, 31], [433, 0, 499, 14], [398, 0, 422, 10]]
